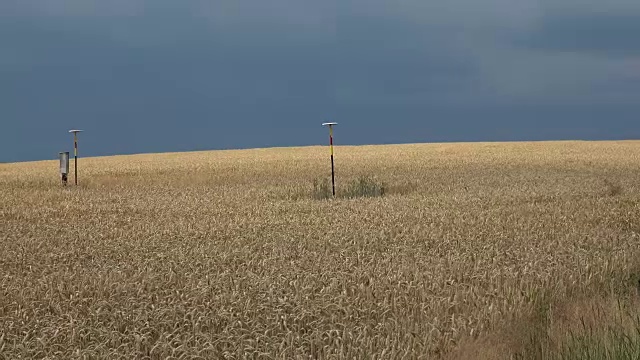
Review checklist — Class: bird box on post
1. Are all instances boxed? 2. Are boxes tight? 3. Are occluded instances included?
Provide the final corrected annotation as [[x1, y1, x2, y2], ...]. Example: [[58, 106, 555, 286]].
[[59, 151, 69, 186]]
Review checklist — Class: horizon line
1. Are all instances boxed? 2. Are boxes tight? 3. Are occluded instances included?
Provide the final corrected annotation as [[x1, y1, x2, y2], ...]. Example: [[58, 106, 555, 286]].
[[2, 138, 638, 165]]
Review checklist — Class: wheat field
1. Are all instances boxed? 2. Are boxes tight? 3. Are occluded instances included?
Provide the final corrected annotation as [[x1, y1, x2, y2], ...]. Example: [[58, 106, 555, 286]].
[[2, 141, 640, 359]]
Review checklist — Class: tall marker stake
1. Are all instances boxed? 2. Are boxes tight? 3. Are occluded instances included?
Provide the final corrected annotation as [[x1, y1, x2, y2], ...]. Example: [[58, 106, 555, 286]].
[[69, 130, 83, 185], [322, 122, 338, 196]]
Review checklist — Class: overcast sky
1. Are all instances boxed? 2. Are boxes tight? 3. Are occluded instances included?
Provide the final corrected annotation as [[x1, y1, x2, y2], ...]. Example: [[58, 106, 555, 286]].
[[2, 0, 640, 162]]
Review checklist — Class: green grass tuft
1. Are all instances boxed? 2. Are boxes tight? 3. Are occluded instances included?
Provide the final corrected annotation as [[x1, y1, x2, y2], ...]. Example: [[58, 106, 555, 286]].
[[312, 175, 386, 200]]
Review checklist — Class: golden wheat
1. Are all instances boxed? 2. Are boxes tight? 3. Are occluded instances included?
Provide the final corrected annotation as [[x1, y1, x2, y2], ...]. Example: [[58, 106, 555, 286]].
[[1, 141, 640, 359]]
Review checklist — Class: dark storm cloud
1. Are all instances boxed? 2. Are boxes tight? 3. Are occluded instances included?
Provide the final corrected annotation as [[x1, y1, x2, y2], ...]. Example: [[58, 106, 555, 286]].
[[1, 0, 640, 162], [335, 16, 479, 107]]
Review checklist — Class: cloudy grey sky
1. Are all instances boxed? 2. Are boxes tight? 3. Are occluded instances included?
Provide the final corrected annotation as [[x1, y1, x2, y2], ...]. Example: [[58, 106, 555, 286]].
[[1, 0, 639, 162]]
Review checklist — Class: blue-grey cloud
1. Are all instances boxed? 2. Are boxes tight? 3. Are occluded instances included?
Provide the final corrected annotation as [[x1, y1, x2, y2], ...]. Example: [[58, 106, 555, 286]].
[[1, 0, 640, 162], [517, 13, 640, 56]]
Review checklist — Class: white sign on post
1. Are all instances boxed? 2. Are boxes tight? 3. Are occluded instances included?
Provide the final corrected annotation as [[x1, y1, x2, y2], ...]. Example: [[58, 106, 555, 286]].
[[59, 152, 69, 175], [59, 152, 69, 185]]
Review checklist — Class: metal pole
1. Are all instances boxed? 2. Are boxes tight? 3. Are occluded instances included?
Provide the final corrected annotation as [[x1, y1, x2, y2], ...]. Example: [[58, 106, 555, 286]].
[[329, 125, 335, 197], [322, 122, 338, 197], [74, 132, 78, 186], [68, 130, 83, 186]]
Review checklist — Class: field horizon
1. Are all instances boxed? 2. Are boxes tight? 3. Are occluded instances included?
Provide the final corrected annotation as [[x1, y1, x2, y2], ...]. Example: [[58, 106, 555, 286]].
[[4, 138, 636, 165], [2, 140, 640, 358]]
